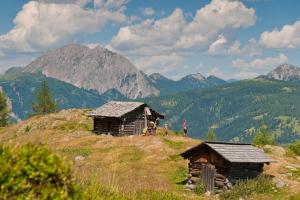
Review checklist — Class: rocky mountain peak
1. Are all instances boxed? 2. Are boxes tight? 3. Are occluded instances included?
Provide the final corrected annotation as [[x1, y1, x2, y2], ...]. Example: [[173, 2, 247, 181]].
[[267, 64, 300, 81], [23, 44, 159, 98], [149, 73, 169, 81], [181, 73, 206, 82]]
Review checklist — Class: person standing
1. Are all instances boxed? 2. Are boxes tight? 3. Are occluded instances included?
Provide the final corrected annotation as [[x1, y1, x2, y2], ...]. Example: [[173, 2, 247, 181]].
[[182, 119, 188, 136], [164, 123, 169, 136]]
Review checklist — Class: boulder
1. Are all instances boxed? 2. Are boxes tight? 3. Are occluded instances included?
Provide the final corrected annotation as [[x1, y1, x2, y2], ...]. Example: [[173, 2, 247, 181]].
[[75, 155, 85, 162], [272, 177, 286, 188]]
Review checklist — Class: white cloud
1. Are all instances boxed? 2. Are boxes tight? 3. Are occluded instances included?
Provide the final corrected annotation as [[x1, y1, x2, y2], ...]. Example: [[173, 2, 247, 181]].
[[260, 20, 300, 49], [207, 67, 226, 78], [0, 0, 127, 55], [232, 53, 288, 70], [141, 7, 155, 16], [174, 0, 256, 50], [134, 54, 184, 75], [230, 71, 259, 80], [207, 36, 261, 56], [109, 0, 256, 76], [111, 0, 256, 54], [207, 67, 259, 80]]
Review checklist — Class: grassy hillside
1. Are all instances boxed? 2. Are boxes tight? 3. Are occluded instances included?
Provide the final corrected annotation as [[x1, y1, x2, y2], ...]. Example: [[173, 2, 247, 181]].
[[144, 78, 300, 143], [0, 109, 300, 199], [0, 71, 125, 120]]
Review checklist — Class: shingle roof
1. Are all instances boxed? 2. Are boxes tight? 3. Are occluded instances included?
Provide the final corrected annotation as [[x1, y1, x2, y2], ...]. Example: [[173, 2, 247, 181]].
[[181, 141, 275, 163], [87, 101, 145, 118]]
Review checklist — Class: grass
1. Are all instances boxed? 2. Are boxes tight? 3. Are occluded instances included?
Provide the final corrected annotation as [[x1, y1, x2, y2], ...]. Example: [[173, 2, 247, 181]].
[[163, 138, 184, 149], [1, 109, 300, 200], [60, 147, 92, 157], [220, 175, 275, 200], [290, 193, 300, 200], [118, 146, 145, 162]]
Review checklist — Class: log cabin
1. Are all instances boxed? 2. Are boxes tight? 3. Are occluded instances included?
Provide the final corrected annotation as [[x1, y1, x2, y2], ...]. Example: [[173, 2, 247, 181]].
[[87, 101, 164, 135], [180, 141, 275, 192]]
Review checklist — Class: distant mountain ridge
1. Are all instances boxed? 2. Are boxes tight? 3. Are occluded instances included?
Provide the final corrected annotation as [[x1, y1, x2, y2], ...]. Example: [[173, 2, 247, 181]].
[[23, 44, 159, 98], [267, 64, 300, 81], [149, 72, 227, 95], [20, 44, 231, 98]]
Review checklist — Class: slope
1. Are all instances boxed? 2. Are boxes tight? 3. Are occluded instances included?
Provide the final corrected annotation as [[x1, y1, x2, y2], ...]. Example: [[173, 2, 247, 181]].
[[0, 109, 299, 199], [144, 78, 300, 143], [0, 70, 125, 120]]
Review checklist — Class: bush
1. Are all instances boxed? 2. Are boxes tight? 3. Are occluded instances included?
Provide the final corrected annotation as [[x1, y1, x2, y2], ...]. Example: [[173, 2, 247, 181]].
[[206, 129, 217, 141], [194, 181, 205, 195], [220, 175, 275, 200], [288, 140, 300, 156], [252, 125, 276, 147], [0, 144, 79, 199]]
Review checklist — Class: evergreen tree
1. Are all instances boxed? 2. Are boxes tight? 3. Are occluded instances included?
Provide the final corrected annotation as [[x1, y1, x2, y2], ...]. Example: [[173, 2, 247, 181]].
[[206, 129, 217, 141], [0, 91, 9, 126], [252, 125, 276, 147], [32, 80, 57, 115]]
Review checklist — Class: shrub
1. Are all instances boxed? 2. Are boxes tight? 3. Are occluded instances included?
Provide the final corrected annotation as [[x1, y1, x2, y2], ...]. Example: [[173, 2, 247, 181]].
[[171, 167, 187, 184], [194, 181, 205, 195], [288, 140, 300, 156], [206, 129, 217, 141], [0, 144, 79, 199], [24, 125, 31, 132], [252, 125, 276, 147], [220, 175, 274, 200]]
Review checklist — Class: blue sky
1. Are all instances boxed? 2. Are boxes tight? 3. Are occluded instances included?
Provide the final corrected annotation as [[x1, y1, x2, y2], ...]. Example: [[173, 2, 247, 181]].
[[0, 0, 300, 80]]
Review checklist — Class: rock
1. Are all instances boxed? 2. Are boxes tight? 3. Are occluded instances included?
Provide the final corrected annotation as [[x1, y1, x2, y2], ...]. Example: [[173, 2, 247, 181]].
[[128, 135, 135, 139], [186, 184, 195, 190], [272, 178, 286, 188], [265, 145, 286, 156], [75, 155, 85, 162], [204, 191, 211, 196], [286, 173, 293, 177], [296, 156, 300, 161], [23, 44, 159, 98]]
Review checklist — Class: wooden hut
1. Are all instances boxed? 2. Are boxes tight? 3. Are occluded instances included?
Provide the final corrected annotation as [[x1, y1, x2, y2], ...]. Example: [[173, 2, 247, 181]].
[[180, 141, 275, 192], [87, 101, 164, 135]]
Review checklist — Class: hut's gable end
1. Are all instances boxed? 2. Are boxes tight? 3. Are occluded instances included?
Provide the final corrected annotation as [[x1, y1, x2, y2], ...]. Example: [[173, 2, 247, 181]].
[[190, 146, 227, 168]]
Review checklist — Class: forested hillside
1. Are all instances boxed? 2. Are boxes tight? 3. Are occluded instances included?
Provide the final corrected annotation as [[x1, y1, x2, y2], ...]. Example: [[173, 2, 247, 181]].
[[145, 78, 300, 143], [0, 70, 125, 120]]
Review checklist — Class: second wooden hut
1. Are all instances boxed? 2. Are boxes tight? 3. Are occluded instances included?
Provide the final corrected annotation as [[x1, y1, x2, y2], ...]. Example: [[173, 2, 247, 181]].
[[180, 141, 275, 192]]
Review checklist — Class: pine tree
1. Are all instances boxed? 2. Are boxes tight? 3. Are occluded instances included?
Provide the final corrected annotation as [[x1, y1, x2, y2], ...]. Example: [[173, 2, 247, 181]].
[[32, 80, 57, 115], [206, 129, 217, 141], [0, 91, 9, 126]]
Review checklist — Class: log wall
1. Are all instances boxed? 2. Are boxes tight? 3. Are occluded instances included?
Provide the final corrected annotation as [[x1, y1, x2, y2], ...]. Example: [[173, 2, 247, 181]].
[[185, 149, 264, 192]]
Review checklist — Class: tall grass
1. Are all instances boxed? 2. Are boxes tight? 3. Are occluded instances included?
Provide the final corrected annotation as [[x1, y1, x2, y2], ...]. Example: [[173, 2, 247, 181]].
[[220, 175, 275, 200]]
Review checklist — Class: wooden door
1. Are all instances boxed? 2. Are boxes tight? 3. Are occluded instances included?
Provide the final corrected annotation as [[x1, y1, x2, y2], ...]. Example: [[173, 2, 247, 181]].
[[201, 164, 216, 192]]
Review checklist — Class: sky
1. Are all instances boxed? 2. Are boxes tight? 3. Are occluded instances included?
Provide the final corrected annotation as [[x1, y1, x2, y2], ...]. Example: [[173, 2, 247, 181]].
[[0, 0, 300, 80]]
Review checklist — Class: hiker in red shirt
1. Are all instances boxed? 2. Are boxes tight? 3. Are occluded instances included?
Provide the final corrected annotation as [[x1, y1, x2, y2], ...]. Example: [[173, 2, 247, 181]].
[[182, 119, 188, 136]]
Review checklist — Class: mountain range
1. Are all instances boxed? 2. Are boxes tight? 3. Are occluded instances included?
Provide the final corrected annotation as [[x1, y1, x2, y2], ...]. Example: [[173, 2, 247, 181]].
[[1, 43, 300, 143]]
